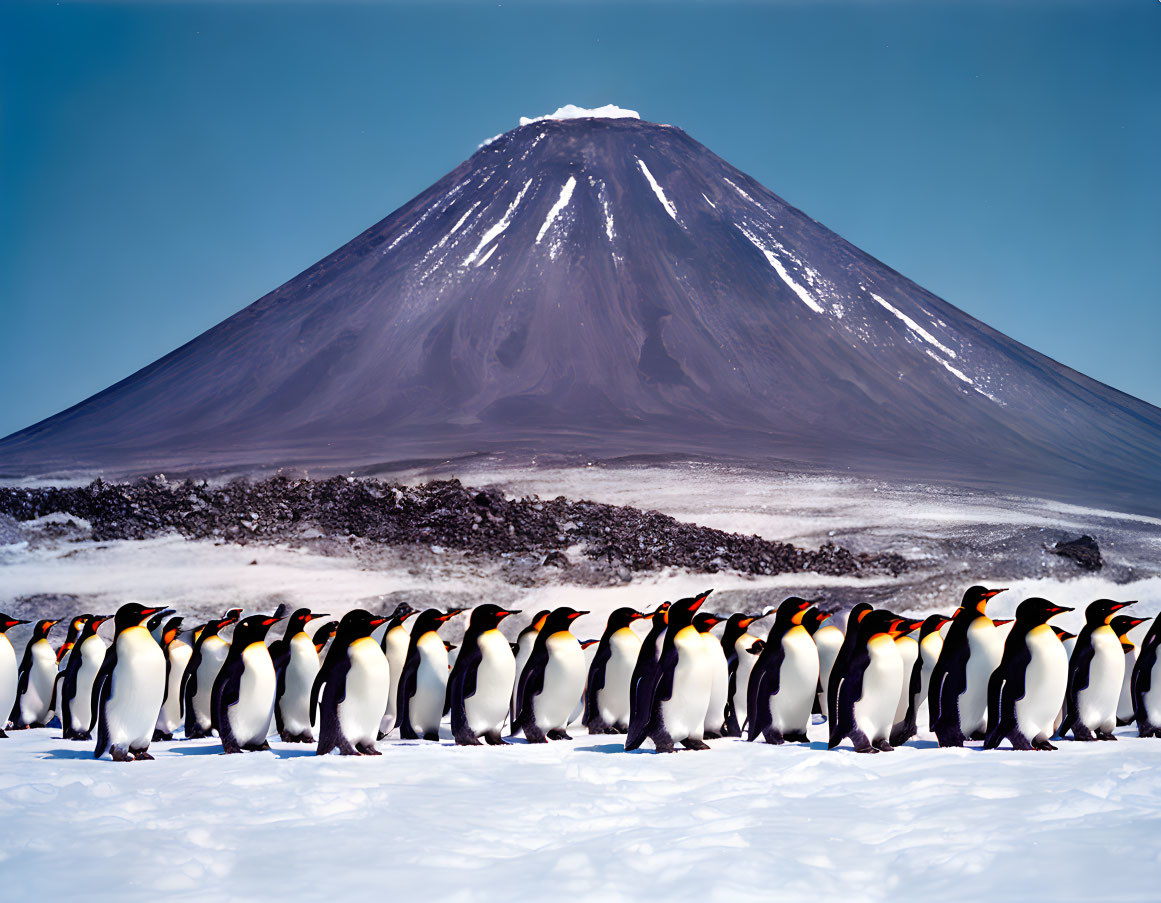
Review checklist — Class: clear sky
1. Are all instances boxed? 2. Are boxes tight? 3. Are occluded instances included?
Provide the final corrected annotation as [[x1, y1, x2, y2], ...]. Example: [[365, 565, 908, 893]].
[[1, 1, 1158, 440]]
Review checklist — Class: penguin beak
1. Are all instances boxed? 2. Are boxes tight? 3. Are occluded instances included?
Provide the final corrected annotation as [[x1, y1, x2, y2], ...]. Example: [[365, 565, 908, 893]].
[[306, 613, 330, 622], [368, 617, 389, 628], [4, 619, 29, 629], [982, 589, 1006, 600], [497, 610, 520, 619], [568, 611, 589, 620], [1111, 601, 1136, 612], [261, 617, 284, 627], [402, 610, 419, 622], [689, 596, 708, 614], [1048, 606, 1073, 617]]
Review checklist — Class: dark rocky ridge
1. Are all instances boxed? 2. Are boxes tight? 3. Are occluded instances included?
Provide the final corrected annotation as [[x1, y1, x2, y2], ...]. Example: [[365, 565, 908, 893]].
[[0, 476, 907, 578]]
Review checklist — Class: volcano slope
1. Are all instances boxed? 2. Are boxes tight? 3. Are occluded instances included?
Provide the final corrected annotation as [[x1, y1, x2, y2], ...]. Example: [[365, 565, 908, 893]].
[[2, 108, 1158, 515]]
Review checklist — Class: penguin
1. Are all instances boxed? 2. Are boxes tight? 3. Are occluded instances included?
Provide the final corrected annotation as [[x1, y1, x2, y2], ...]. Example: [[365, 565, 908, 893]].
[[270, 608, 328, 742], [59, 614, 112, 740], [446, 604, 519, 745], [890, 614, 952, 747], [211, 615, 284, 753], [627, 602, 671, 739], [982, 598, 1072, 750], [1113, 615, 1148, 726], [929, 586, 1007, 747], [1060, 599, 1135, 740], [720, 613, 762, 736], [309, 609, 391, 755], [378, 602, 418, 739], [0, 614, 30, 737], [746, 598, 819, 744], [92, 603, 168, 760], [55, 614, 88, 666], [569, 640, 601, 727], [510, 610, 550, 734], [695, 613, 728, 739], [625, 592, 714, 752], [10, 618, 61, 729], [803, 607, 839, 719], [396, 609, 461, 741], [154, 617, 191, 741], [889, 618, 925, 736], [1131, 615, 1161, 737], [828, 611, 907, 752], [180, 612, 239, 739], [582, 609, 645, 735], [513, 607, 589, 742], [313, 620, 338, 654], [146, 608, 175, 645], [825, 603, 874, 730]]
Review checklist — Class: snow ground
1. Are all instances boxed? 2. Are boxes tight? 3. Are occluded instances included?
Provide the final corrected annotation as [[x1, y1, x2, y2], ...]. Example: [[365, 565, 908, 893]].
[[2, 721, 1159, 902]]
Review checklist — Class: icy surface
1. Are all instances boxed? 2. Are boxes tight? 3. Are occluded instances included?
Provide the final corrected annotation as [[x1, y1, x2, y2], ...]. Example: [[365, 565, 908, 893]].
[[536, 176, 576, 247], [1, 722, 1159, 902], [519, 103, 640, 126], [462, 179, 534, 266], [736, 224, 824, 314], [635, 158, 679, 222]]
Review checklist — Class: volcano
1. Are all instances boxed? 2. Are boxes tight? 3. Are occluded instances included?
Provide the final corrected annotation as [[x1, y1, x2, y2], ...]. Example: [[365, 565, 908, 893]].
[[2, 106, 1159, 514]]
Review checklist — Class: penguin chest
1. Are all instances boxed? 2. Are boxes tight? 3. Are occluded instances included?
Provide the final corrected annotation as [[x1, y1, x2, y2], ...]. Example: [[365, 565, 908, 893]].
[[338, 638, 389, 742], [768, 627, 820, 732], [961, 620, 1003, 732], [1013, 626, 1067, 738], [69, 637, 106, 729], [815, 626, 843, 685], [1077, 628, 1125, 728], [853, 636, 904, 741], [0, 636, 16, 720], [893, 637, 919, 724], [464, 630, 516, 734], [702, 634, 729, 730], [281, 635, 321, 732], [1144, 655, 1161, 724], [1118, 649, 1137, 723], [229, 645, 276, 745], [599, 630, 642, 725], [732, 634, 761, 723], [410, 635, 450, 733], [660, 627, 712, 740], [513, 634, 537, 709], [194, 638, 230, 725], [106, 628, 165, 746], [536, 633, 585, 731], [23, 640, 57, 720]]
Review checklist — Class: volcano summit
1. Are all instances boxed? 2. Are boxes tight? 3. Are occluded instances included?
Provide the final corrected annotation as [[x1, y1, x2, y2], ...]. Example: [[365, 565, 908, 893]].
[[2, 106, 1159, 514]]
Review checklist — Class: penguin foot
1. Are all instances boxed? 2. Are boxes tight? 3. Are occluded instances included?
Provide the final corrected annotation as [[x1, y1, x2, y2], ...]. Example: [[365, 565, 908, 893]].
[[423, 731, 440, 742], [585, 720, 617, 735], [377, 730, 388, 741], [650, 732, 675, 753], [110, 747, 133, 762], [854, 745, 880, 754], [244, 741, 272, 752], [152, 730, 172, 742], [484, 732, 509, 746], [0, 729, 6, 739], [356, 742, 382, 755], [873, 739, 894, 752], [1071, 726, 1097, 742], [786, 731, 809, 744], [1032, 738, 1057, 751], [1096, 729, 1118, 741], [761, 729, 785, 745], [133, 750, 155, 761], [681, 738, 711, 751], [703, 730, 722, 740], [454, 730, 483, 746], [547, 729, 572, 741]]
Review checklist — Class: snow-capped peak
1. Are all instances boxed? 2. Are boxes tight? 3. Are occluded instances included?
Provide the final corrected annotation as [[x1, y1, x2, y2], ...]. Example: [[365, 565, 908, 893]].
[[519, 104, 640, 127]]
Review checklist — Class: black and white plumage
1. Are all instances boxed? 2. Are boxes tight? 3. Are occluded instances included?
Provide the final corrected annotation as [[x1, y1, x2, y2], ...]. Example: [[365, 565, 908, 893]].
[[747, 598, 818, 745], [513, 607, 589, 743], [396, 609, 462, 741], [0, 614, 30, 739], [92, 604, 168, 761], [154, 617, 190, 741], [211, 615, 283, 754], [59, 615, 111, 741], [1060, 599, 1135, 741], [583, 608, 645, 735], [311, 609, 391, 756], [828, 611, 906, 753], [180, 614, 239, 740], [270, 609, 328, 743], [446, 604, 519, 746], [1131, 616, 1161, 737], [929, 586, 1006, 747], [10, 618, 61, 729]]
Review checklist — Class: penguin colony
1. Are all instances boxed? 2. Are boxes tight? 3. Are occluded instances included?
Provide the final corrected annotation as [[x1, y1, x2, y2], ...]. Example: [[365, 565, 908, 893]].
[[1, 586, 1159, 759]]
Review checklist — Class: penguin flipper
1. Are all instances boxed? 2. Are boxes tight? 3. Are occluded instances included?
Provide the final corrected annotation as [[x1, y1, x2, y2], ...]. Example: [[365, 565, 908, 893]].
[[582, 641, 612, 727], [513, 643, 549, 737], [1061, 630, 1096, 735], [211, 658, 244, 751], [447, 641, 482, 739], [396, 649, 422, 740], [181, 648, 201, 734], [929, 638, 970, 740], [746, 638, 785, 742], [314, 658, 352, 756], [91, 652, 116, 759], [891, 652, 925, 746]]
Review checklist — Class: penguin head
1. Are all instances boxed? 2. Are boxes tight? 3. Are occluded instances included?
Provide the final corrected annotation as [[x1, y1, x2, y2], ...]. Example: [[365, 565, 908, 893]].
[[693, 612, 725, 633], [159, 616, 184, 647], [112, 604, 166, 634], [82, 614, 114, 639], [1013, 598, 1072, 626], [919, 614, 953, 638], [230, 614, 284, 646], [857, 610, 898, 641], [961, 586, 1006, 616], [200, 613, 239, 641], [846, 602, 874, 632], [0, 614, 30, 633], [334, 609, 390, 644], [772, 597, 815, 629], [469, 604, 520, 632], [747, 638, 765, 654], [722, 613, 760, 644], [668, 592, 711, 630], [520, 610, 551, 637], [223, 608, 244, 622], [411, 608, 464, 637], [1086, 599, 1135, 626], [285, 608, 329, 636], [802, 608, 833, 634], [312, 620, 339, 652], [145, 608, 175, 632], [65, 614, 89, 638], [542, 607, 589, 635], [30, 618, 60, 640], [893, 618, 925, 638], [1111, 615, 1148, 640], [386, 602, 417, 628], [606, 607, 646, 632]]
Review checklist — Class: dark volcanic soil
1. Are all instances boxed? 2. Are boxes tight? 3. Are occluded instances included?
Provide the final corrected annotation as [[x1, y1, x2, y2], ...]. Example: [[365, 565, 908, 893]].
[[0, 476, 907, 579]]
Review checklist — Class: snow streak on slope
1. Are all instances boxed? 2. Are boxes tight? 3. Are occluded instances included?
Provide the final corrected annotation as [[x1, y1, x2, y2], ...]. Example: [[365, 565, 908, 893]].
[[635, 158, 679, 222], [736, 224, 825, 314], [463, 178, 534, 266], [536, 176, 577, 255]]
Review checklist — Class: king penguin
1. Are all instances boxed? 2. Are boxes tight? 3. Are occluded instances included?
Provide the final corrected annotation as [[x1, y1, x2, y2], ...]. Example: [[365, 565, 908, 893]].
[[803, 607, 838, 719], [1060, 599, 1135, 740], [212, 614, 283, 753], [983, 598, 1072, 750], [270, 608, 328, 742], [313, 620, 338, 654], [828, 611, 906, 752], [55, 614, 88, 668], [92, 603, 168, 760], [180, 612, 239, 739], [509, 609, 549, 735], [0, 614, 30, 737], [396, 609, 462, 741], [890, 613, 952, 747], [59, 614, 112, 740], [1113, 615, 1148, 726], [747, 598, 818, 744], [695, 613, 729, 739], [929, 586, 1006, 747], [10, 618, 61, 729], [625, 592, 714, 752], [378, 602, 417, 739], [446, 604, 519, 745], [583, 608, 646, 735], [513, 607, 589, 742], [154, 617, 190, 741], [627, 602, 671, 739], [1131, 615, 1161, 737], [721, 613, 762, 736], [825, 603, 874, 730], [311, 609, 391, 755], [889, 618, 925, 739]]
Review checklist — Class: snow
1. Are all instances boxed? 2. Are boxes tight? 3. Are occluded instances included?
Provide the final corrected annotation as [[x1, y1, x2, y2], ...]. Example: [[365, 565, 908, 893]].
[[735, 224, 825, 314], [596, 180, 616, 243], [519, 104, 640, 126], [462, 179, 534, 267], [871, 292, 959, 359], [2, 720, 1159, 901], [535, 176, 577, 246], [701, 192, 717, 210], [635, 158, 679, 223]]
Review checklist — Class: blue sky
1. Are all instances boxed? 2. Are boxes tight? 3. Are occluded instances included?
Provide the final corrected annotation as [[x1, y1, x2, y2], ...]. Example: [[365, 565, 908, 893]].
[[1, 1, 1158, 439]]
